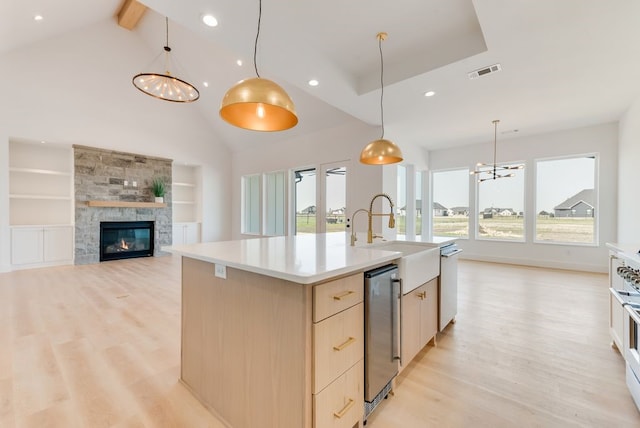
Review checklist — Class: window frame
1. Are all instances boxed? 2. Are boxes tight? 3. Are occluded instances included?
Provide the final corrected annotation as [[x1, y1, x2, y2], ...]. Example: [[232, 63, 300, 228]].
[[533, 153, 599, 247], [475, 160, 527, 243], [430, 167, 471, 240], [241, 173, 261, 235]]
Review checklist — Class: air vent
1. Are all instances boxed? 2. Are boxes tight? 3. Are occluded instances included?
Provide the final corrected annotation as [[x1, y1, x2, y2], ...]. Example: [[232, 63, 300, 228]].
[[468, 63, 502, 79]]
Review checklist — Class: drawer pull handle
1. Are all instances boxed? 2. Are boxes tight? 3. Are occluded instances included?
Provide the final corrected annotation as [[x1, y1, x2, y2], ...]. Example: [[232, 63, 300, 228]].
[[333, 337, 356, 351], [333, 290, 355, 301], [333, 398, 355, 419], [417, 291, 426, 300]]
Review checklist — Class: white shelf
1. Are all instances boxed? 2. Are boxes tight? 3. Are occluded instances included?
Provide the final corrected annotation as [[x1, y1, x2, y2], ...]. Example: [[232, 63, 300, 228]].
[[10, 167, 70, 176], [10, 194, 72, 200], [173, 182, 196, 187], [9, 140, 73, 228]]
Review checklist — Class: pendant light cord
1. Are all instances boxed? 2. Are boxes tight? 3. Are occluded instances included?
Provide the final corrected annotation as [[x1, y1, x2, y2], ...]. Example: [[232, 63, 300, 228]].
[[379, 36, 385, 139], [254, 0, 262, 78]]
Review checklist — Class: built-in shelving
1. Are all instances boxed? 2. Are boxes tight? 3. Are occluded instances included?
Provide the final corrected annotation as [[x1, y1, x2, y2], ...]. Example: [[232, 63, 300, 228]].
[[9, 140, 74, 268], [172, 164, 201, 244]]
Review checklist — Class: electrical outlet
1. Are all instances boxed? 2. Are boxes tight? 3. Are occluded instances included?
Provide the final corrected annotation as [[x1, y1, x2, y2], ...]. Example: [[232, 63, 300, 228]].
[[214, 263, 227, 279], [124, 180, 128, 186], [132, 181, 137, 187]]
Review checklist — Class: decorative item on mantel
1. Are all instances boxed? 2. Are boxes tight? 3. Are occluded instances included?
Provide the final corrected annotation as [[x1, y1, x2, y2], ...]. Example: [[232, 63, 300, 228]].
[[470, 119, 524, 182], [152, 178, 166, 203]]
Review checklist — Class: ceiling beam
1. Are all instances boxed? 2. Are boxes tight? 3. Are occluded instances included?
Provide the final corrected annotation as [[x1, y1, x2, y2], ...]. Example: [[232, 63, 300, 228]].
[[117, 0, 147, 30]]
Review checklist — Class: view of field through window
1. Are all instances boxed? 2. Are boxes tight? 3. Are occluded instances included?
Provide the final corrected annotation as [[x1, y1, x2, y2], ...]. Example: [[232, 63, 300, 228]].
[[295, 166, 347, 234], [432, 155, 597, 244]]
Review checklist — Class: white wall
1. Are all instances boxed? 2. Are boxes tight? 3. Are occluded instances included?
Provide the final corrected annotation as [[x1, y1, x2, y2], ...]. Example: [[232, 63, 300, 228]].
[[232, 119, 391, 239], [429, 122, 618, 272], [619, 96, 640, 242], [0, 19, 232, 271]]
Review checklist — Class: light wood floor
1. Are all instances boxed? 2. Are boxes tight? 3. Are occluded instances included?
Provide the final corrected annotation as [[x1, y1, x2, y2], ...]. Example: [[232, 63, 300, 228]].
[[0, 256, 638, 427]]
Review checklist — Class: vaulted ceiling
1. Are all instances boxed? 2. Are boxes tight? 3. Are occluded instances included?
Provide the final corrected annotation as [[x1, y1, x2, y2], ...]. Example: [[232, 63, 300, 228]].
[[3, 0, 640, 153]]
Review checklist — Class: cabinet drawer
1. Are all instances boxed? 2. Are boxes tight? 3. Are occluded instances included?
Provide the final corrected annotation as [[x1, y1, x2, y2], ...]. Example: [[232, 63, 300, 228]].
[[313, 359, 363, 428], [313, 273, 363, 322], [313, 303, 364, 393]]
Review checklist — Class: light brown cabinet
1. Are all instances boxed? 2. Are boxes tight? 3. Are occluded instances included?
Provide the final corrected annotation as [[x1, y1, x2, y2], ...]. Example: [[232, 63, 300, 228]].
[[181, 257, 364, 428], [312, 274, 364, 428], [401, 278, 438, 369]]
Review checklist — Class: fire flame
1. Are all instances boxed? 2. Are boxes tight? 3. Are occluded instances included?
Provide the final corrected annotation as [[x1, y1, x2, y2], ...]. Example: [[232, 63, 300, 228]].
[[120, 239, 129, 250]]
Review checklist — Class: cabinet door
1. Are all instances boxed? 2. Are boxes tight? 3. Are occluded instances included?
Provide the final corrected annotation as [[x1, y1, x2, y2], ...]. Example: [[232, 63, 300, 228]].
[[11, 227, 43, 265], [420, 279, 438, 346], [401, 285, 423, 367], [172, 223, 185, 245], [43, 226, 73, 262], [610, 254, 624, 291], [610, 288, 625, 352], [184, 223, 200, 244]]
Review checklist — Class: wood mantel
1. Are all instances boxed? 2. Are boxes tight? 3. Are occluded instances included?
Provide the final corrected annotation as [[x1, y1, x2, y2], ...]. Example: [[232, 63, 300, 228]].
[[86, 200, 166, 208]]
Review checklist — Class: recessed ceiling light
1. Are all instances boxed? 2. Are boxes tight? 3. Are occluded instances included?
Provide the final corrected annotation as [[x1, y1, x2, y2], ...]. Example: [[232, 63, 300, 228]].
[[424, 90, 436, 97], [40, 140, 46, 144], [203, 81, 209, 87], [308, 79, 319, 87], [34, 15, 44, 21], [202, 14, 218, 27], [236, 59, 243, 66]]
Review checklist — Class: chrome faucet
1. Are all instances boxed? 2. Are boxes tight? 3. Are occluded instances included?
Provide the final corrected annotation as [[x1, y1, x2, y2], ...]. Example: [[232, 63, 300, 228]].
[[350, 208, 370, 246], [367, 193, 396, 243]]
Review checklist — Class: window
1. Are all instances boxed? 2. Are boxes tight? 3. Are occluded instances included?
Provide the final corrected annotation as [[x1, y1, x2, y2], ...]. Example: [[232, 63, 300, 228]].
[[323, 165, 347, 233], [535, 155, 596, 244], [293, 164, 348, 234], [264, 171, 286, 236], [431, 169, 469, 238], [397, 165, 406, 235], [477, 163, 525, 241], [294, 168, 316, 234], [242, 174, 260, 235], [415, 171, 424, 236]]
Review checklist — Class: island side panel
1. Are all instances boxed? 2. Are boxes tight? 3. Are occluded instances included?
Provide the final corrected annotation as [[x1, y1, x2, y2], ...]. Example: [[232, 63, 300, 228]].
[[181, 256, 312, 428]]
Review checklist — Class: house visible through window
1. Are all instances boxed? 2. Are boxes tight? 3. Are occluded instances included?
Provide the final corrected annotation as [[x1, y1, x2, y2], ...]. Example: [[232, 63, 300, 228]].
[[477, 163, 525, 241], [535, 155, 596, 244]]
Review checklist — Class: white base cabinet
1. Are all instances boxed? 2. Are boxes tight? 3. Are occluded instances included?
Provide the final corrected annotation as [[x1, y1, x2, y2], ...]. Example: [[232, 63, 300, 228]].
[[172, 222, 201, 245], [11, 226, 74, 268]]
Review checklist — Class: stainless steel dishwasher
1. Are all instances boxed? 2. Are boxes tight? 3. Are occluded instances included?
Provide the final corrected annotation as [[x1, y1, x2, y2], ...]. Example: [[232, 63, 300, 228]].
[[439, 243, 462, 331], [364, 264, 401, 421]]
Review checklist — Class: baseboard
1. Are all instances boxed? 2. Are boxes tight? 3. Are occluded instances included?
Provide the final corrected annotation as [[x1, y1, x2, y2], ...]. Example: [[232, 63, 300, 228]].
[[459, 253, 608, 273]]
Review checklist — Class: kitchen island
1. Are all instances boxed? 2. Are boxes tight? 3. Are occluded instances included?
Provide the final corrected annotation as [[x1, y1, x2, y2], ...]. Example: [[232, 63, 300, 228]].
[[165, 233, 448, 428]]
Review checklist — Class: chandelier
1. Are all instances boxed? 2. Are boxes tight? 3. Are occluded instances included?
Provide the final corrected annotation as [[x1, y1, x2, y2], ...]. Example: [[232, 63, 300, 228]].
[[132, 17, 199, 103], [471, 120, 523, 182]]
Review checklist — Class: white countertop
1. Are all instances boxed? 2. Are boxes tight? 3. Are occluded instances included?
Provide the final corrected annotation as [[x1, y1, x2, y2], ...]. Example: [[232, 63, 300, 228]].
[[164, 233, 418, 284], [607, 243, 640, 266]]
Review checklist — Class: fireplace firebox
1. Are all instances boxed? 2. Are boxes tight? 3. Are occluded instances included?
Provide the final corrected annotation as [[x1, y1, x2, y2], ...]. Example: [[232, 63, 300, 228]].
[[99, 221, 154, 262]]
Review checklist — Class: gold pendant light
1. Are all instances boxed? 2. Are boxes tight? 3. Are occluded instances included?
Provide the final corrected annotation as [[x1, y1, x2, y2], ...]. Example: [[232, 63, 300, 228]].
[[220, 0, 298, 131], [132, 17, 199, 103], [471, 120, 524, 182], [360, 32, 403, 165]]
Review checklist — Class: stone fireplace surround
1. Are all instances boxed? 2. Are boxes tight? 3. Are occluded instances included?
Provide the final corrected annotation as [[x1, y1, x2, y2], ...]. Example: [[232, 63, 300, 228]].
[[74, 145, 172, 265]]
